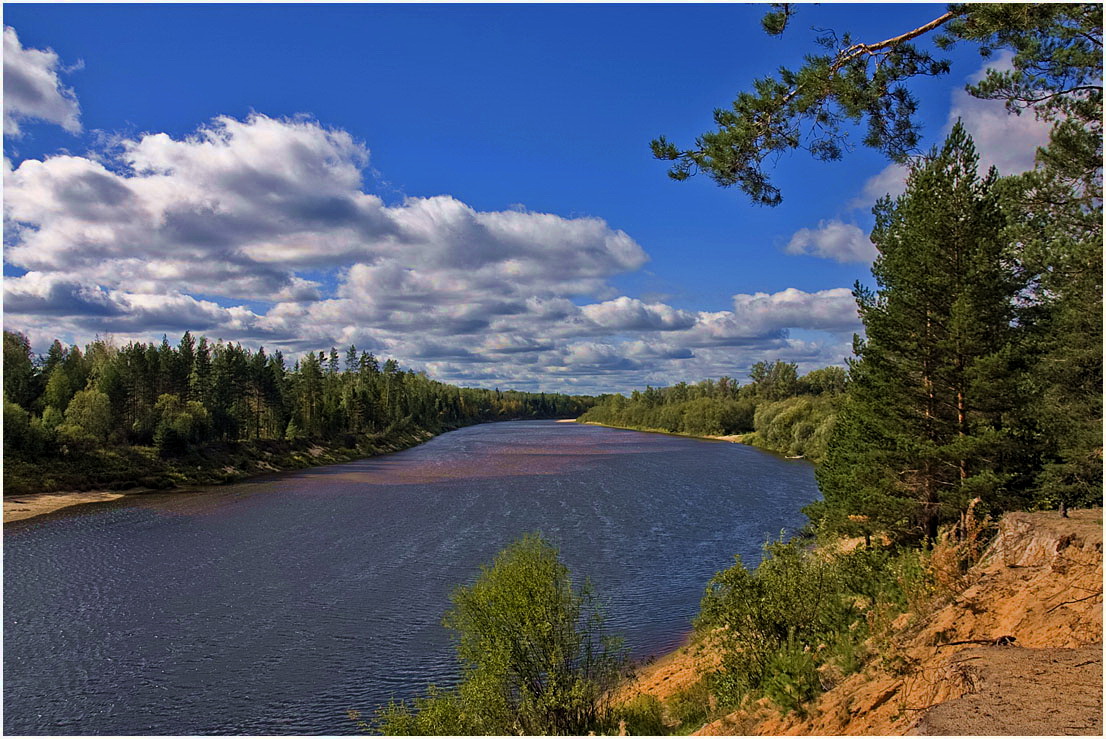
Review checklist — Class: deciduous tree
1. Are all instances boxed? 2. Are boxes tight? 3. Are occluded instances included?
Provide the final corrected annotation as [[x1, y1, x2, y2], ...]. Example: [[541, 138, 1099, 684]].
[[372, 534, 626, 735]]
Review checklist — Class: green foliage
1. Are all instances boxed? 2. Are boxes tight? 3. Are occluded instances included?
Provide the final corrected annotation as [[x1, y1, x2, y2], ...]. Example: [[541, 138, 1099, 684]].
[[749, 360, 800, 401], [698, 541, 847, 706], [652, 3, 1101, 206], [63, 388, 113, 443], [43, 362, 78, 414], [760, 3, 794, 36], [981, 6, 1105, 513], [3, 329, 596, 492], [800, 366, 847, 396], [371, 685, 468, 736], [3, 331, 37, 408], [4, 397, 33, 454], [761, 639, 819, 715], [40, 406, 64, 433], [614, 693, 667, 736], [816, 125, 1035, 543], [665, 679, 713, 731], [698, 539, 929, 715], [579, 366, 843, 460], [749, 394, 838, 462], [152, 394, 213, 457], [372, 534, 627, 736], [581, 387, 756, 437]]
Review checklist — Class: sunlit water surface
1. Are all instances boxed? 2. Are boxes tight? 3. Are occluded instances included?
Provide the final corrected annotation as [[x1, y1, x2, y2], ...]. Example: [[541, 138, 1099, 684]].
[[4, 420, 818, 735]]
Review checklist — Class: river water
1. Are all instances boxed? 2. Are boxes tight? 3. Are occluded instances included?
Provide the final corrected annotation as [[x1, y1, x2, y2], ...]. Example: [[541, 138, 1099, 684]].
[[4, 420, 818, 735]]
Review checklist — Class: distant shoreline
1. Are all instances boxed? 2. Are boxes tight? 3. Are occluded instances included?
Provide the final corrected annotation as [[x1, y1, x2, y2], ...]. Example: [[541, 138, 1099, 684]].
[[576, 419, 749, 445], [4, 417, 582, 525], [3, 427, 438, 524]]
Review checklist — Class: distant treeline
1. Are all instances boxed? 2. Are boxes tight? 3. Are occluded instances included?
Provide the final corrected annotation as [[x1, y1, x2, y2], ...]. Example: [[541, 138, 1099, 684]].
[[3, 330, 593, 492], [579, 361, 846, 462]]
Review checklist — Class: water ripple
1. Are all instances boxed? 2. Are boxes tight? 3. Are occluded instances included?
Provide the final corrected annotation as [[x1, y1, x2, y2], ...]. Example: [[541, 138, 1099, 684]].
[[4, 420, 817, 735]]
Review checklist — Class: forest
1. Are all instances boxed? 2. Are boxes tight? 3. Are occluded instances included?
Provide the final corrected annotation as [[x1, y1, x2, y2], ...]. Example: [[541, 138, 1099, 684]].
[[578, 362, 845, 462], [2, 331, 593, 494]]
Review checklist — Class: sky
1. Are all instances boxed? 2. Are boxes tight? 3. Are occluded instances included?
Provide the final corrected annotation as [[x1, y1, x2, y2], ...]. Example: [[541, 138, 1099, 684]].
[[3, 3, 1051, 394]]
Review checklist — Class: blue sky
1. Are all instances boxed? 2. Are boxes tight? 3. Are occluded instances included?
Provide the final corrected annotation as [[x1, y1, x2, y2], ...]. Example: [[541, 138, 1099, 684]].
[[3, 3, 1050, 393]]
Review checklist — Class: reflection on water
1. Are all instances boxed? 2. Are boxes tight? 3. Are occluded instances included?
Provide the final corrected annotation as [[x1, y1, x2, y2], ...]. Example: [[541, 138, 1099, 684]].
[[4, 420, 818, 735]]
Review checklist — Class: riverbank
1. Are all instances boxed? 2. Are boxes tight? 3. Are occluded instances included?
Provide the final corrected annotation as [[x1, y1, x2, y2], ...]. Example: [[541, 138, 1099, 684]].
[[3, 425, 439, 523], [618, 509, 1103, 735], [1, 418, 648, 525], [4, 417, 601, 524], [4, 491, 129, 523], [578, 420, 751, 445]]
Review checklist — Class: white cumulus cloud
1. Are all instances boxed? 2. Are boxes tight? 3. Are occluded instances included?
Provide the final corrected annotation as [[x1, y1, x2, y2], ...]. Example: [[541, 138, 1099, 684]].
[[730, 287, 860, 332], [784, 220, 877, 263], [581, 296, 697, 331], [946, 51, 1052, 176], [3, 26, 81, 136], [5, 108, 862, 394], [4, 113, 647, 319], [851, 163, 910, 208]]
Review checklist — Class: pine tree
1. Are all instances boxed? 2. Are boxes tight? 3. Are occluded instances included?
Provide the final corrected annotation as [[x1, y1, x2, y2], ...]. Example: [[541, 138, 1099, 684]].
[[995, 54, 1104, 513], [177, 331, 196, 401], [815, 124, 1023, 543], [189, 336, 213, 409]]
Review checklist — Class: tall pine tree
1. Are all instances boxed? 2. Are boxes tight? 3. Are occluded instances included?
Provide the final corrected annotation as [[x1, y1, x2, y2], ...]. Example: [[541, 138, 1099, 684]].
[[813, 124, 1024, 543]]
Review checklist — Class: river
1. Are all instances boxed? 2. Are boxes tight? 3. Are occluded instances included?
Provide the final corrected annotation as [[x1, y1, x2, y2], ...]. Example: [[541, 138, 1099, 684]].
[[3, 420, 818, 735]]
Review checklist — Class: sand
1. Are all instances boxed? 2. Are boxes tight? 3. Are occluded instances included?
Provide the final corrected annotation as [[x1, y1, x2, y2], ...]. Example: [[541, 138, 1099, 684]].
[[4, 491, 128, 523]]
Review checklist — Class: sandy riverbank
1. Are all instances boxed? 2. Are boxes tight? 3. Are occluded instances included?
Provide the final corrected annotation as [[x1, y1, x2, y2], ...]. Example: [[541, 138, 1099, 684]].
[[616, 509, 1102, 736], [4, 491, 132, 523]]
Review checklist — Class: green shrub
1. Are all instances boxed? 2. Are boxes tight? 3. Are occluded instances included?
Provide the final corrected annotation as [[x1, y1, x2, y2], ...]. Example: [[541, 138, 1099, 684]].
[[64, 389, 113, 443], [371, 685, 468, 735], [56, 423, 100, 452], [751, 395, 838, 461], [761, 639, 819, 715], [698, 540, 853, 707], [371, 534, 627, 736], [152, 394, 213, 457], [696, 538, 931, 715]]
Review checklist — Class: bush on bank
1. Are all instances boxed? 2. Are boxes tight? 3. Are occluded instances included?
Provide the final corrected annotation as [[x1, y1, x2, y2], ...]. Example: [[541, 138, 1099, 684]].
[[369, 534, 628, 736], [694, 537, 932, 717]]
